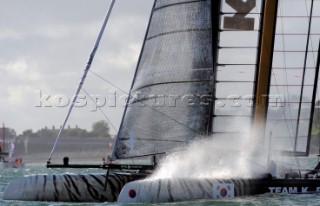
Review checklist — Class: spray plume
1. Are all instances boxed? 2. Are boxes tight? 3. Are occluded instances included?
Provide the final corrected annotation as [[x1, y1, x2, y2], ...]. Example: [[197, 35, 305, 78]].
[[151, 124, 287, 180]]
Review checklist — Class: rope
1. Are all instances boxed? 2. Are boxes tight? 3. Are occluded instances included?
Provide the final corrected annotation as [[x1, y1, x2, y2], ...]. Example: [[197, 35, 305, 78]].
[[293, 0, 315, 154], [48, 0, 116, 162], [89, 70, 200, 135], [81, 88, 117, 132]]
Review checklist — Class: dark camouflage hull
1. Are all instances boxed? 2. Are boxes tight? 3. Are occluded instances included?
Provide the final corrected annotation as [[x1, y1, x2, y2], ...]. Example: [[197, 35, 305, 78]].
[[3, 172, 145, 202]]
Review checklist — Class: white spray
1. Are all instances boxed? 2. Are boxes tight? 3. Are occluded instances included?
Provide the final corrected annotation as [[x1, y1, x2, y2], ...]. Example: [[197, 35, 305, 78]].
[[151, 125, 286, 180]]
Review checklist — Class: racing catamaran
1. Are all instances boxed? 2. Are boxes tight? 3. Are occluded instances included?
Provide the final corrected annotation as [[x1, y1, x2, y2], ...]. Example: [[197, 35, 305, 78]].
[[4, 0, 320, 203]]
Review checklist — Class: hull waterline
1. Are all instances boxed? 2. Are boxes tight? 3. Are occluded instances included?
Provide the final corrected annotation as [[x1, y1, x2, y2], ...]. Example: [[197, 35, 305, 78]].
[[118, 177, 320, 203], [3, 172, 145, 202]]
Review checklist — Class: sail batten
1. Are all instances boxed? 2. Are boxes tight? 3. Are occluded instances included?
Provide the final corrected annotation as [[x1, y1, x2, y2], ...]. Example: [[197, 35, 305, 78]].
[[146, 29, 212, 41], [132, 68, 212, 92], [154, 0, 208, 10]]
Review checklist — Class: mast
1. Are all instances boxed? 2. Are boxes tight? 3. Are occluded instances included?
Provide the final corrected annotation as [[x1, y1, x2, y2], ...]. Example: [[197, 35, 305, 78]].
[[2, 123, 5, 152], [306, 40, 320, 155], [253, 0, 278, 139], [207, 0, 222, 134], [294, 0, 315, 155]]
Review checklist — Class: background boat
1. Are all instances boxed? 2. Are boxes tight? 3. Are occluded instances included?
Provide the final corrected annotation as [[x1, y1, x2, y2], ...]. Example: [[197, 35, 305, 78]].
[[0, 124, 24, 169]]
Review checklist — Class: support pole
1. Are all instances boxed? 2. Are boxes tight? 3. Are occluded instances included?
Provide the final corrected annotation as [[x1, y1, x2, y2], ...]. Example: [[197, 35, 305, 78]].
[[306, 40, 320, 155], [2, 123, 5, 152], [294, 0, 315, 155], [208, 0, 222, 135], [253, 0, 278, 140], [48, 0, 116, 162]]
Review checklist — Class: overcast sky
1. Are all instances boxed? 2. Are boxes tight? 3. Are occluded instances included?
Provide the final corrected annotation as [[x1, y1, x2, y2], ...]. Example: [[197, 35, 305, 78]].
[[0, 0, 153, 135], [1, 0, 320, 137]]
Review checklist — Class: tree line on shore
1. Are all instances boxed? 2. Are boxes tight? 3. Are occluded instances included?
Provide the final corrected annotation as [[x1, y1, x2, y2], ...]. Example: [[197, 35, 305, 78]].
[[0, 120, 112, 139]]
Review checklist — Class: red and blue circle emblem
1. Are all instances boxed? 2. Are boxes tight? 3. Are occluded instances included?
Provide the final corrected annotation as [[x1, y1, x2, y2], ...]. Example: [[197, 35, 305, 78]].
[[129, 189, 136, 198], [220, 188, 228, 197]]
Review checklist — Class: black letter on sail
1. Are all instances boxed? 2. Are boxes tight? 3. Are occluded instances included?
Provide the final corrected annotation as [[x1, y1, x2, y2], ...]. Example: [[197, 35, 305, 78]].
[[224, 0, 256, 30]]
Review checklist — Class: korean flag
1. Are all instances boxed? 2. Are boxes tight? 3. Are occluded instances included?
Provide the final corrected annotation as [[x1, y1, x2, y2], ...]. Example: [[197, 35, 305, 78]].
[[213, 183, 235, 198]]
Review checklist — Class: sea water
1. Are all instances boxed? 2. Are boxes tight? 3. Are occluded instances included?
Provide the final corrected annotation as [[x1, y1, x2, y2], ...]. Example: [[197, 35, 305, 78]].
[[1, 163, 320, 206]]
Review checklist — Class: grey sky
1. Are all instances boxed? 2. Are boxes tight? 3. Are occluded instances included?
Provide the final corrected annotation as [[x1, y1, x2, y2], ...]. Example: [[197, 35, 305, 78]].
[[1, 0, 319, 138], [0, 0, 153, 134]]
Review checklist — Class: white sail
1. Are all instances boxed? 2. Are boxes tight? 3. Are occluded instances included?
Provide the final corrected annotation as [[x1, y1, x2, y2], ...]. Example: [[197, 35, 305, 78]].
[[8, 140, 15, 161]]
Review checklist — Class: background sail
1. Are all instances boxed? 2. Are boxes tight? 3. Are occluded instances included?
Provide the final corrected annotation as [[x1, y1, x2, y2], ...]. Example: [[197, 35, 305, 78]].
[[265, 0, 320, 156], [113, 0, 214, 159]]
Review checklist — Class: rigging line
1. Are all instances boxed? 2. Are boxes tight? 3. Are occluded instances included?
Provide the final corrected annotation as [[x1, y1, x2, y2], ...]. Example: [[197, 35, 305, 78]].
[[269, 1, 301, 169], [81, 88, 117, 132], [307, 40, 320, 155], [293, 0, 315, 154], [126, 100, 200, 135], [318, 91, 320, 155], [48, 0, 116, 162], [89, 70, 127, 94], [304, 0, 317, 67], [278, 1, 295, 137], [90, 70, 200, 135], [317, 62, 320, 155], [277, 0, 302, 169], [264, 2, 290, 135], [303, 0, 320, 155]]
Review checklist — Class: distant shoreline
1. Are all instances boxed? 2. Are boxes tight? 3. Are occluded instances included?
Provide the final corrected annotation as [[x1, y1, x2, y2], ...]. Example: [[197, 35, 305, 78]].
[[14, 136, 114, 164]]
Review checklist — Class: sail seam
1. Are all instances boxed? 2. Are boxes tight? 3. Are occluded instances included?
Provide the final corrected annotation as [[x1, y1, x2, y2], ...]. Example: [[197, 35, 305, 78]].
[[132, 79, 211, 93], [147, 28, 211, 41], [154, 0, 207, 11], [129, 93, 211, 105]]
